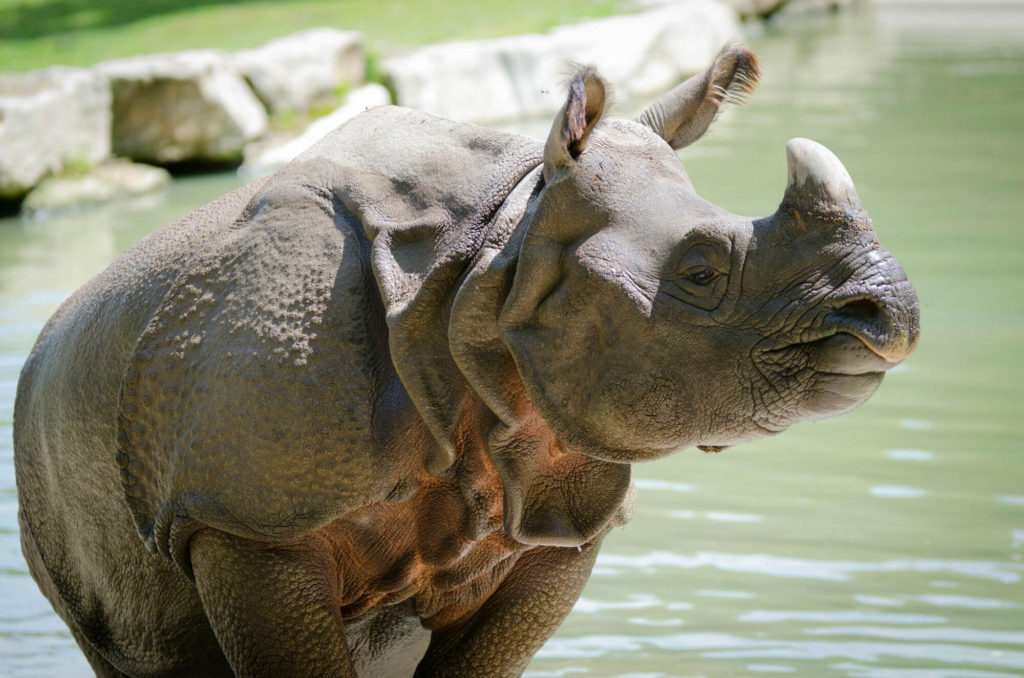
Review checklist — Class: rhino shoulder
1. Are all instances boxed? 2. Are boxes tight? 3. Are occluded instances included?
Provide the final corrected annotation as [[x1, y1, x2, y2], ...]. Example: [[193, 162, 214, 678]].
[[115, 162, 415, 574]]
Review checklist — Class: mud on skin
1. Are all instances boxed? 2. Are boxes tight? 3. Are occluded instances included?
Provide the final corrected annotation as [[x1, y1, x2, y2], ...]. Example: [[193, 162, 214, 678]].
[[13, 43, 918, 677]]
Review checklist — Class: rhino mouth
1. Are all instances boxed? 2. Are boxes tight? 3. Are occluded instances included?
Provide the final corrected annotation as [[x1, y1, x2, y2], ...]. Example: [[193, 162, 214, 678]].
[[811, 333, 896, 376], [748, 331, 895, 432], [756, 330, 897, 379]]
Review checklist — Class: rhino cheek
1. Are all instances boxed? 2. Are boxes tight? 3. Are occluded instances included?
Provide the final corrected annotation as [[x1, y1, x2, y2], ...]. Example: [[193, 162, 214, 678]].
[[505, 330, 684, 463]]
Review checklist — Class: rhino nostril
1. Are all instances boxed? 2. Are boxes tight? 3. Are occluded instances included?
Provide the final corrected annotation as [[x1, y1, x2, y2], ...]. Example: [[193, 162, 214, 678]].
[[838, 297, 881, 322]]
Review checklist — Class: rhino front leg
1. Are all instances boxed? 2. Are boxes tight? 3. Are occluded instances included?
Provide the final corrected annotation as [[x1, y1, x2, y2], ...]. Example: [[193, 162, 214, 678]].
[[190, 529, 357, 678], [414, 537, 603, 678]]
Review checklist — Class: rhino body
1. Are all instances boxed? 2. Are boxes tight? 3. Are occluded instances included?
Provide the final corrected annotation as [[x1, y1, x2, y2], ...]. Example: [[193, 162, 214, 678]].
[[14, 46, 918, 677]]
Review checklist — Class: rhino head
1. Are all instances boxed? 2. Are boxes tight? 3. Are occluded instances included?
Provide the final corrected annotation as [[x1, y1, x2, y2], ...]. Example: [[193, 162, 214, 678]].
[[443, 44, 920, 546]]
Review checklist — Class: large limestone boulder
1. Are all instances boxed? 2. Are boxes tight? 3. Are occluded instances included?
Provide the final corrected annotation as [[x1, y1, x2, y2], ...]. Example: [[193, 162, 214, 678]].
[[382, 0, 740, 125], [244, 84, 391, 172], [0, 67, 111, 199], [22, 159, 171, 213], [723, 0, 789, 18], [233, 28, 365, 115], [723, 0, 860, 19], [96, 50, 268, 164]]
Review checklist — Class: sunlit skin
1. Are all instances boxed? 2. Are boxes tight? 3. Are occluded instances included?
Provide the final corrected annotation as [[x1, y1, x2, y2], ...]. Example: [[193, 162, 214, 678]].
[[14, 44, 917, 677]]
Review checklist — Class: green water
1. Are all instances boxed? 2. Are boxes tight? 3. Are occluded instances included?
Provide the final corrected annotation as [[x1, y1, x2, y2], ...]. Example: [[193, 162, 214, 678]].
[[2, 4, 1022, 676]]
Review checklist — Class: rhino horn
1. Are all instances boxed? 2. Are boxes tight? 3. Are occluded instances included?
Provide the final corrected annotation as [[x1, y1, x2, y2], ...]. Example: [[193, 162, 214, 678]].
[[781, 138, 865, 219]]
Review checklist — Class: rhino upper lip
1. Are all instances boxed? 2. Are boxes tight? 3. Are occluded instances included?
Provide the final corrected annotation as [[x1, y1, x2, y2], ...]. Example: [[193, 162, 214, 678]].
[[757, 331, 896, 378], [811, 332, 895, 376]]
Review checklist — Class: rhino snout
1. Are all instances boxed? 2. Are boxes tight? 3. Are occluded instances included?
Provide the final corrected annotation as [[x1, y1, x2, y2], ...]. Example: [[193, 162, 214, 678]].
[[823, 276, 920, 367]]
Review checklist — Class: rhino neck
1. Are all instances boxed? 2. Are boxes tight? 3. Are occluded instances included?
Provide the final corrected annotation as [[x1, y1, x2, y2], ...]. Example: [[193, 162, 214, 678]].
[[447, 169, 635, 547], [447, 166, 544, 425], [366, 139, 542, 475]]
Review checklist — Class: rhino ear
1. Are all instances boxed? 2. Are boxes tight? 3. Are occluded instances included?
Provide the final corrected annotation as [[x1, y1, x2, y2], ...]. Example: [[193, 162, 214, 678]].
[[637, 42, 760, 150], [544, 66, 608, 183]]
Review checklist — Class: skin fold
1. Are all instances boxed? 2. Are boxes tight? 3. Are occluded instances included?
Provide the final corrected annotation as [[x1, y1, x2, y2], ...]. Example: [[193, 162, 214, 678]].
[[13, 44, 919, 677]]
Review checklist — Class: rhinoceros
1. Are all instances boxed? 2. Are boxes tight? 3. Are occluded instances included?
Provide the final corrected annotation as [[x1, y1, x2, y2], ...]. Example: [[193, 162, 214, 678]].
[[14, 44, 919, 677]]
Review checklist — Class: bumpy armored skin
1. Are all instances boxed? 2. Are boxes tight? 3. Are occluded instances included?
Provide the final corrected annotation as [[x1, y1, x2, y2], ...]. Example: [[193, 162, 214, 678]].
[[14, 45, 919, 677]]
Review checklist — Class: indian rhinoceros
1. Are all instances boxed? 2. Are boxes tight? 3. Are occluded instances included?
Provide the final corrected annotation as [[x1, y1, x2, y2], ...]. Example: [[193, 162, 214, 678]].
[[14, 44, 919, 677]]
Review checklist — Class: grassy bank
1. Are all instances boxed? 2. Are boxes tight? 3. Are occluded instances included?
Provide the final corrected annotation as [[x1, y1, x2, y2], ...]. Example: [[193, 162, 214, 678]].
[[0, 0, 627, 72]]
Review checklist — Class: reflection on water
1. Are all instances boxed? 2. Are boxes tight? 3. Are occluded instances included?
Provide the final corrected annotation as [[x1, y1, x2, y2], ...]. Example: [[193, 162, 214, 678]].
[[595, 551, 1024, 583], [537, 633, 1024, 669], [739, 612, 948, 624], [869, 486, 929, 499], [2, 3, 1023, 677], [633, 479, 694, 493], [884, 449, 934, 461], [832, 664, 1020, 678]]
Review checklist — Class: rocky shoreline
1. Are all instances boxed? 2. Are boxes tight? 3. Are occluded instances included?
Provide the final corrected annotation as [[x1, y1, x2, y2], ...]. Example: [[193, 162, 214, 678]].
[[0, 0, 837, 215]]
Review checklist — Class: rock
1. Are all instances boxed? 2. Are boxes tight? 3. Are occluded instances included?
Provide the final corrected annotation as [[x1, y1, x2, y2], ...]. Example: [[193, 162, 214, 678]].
[[22, 159, 171, 212], [96, 50, 268, 165], [0, 67, 111, 199], [233, 28, 365, 116], [654, 0, 861, 21], [244, 84, 391, 172], [723, 0, 790, 18], [382, 0, 740, 125], [781, 0, 860, 13]]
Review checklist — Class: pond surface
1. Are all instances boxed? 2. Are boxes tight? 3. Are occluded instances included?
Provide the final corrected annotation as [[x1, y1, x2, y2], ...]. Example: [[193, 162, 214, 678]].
[[2, 3, 1022, 676]]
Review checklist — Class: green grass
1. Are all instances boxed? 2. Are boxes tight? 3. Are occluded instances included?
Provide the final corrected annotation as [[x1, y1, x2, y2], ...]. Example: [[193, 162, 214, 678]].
[[0, 0, 627, 73]]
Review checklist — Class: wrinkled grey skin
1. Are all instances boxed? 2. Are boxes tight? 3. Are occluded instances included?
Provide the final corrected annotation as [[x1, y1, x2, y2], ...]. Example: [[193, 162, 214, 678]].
[[14, 45, 919, 678]]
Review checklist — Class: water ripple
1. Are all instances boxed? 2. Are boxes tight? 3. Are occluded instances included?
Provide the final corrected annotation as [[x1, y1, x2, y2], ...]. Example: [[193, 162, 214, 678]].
[[697, 590, 755, 599], [917, 595, 1019, 610], [740, 611, 947, 625], [633, 479, 693, 493], [627, 617, 684, 627], [748, 666, 797, 674], [870, 486, 929, 499], [523, 668, 590, 678], [572, 594, 662, 614], [705, 511, 764, 523], [594, 551, 1024, 583], [884, 449, 935, 461], [832, 663, 1021, 678], [804, 626, 1024, 644], [704, 640, 1024, 669], [855, 595, 907, 607], [539, 633, 1024, 668], [899, 419, 934, 431]]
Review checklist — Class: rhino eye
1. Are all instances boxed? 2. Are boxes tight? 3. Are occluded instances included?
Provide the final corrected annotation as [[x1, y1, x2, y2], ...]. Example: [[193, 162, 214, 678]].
[[684, 266, 718, 285], [661, 240, 730, 311]]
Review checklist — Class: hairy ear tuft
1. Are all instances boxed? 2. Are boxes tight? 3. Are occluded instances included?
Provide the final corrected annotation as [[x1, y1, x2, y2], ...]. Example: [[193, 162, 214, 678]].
[[636, 42, 761, 150], [708, 41, 761, 108]]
